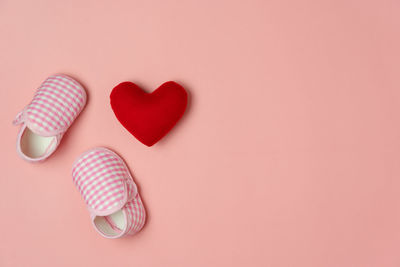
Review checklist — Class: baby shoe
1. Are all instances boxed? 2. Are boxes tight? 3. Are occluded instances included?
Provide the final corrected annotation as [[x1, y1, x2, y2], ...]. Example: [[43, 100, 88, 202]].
[[72, 147, 146, 238], [13, 74, 87, 162]]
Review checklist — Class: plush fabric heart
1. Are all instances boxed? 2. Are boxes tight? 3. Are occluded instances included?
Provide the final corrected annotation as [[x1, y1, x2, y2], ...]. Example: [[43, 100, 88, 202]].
[[110, 81, 187, 146]]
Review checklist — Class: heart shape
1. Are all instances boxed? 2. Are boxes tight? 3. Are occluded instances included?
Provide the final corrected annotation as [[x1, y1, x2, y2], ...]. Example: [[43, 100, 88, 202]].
[[110, 81, 188, 146]]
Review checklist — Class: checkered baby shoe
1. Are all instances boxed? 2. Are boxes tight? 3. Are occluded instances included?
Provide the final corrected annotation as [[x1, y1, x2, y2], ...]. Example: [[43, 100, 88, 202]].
[[13, 74, 87, 162], [72, 147, 146, 238]]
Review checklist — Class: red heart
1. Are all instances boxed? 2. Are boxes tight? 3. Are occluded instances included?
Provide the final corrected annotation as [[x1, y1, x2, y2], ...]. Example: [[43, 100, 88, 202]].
[[110, 81, 188, 146]]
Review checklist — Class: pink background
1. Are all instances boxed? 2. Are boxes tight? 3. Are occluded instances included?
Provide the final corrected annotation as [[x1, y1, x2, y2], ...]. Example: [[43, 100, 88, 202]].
[[1, 0, 400, 266]]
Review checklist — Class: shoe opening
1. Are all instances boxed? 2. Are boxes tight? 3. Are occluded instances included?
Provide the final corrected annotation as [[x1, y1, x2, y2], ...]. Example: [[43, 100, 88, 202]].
[[19, 127, 57, 159], [93, 210, 126, 237]]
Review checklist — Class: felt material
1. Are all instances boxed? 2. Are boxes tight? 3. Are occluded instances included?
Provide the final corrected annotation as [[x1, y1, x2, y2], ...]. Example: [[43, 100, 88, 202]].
[[110, 81, 187, 146]]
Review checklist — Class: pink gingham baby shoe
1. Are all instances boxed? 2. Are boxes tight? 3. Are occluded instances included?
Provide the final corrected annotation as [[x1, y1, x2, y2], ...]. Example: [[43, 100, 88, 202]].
[[72, 147, 146, 238], [13, 74, 87, 162]]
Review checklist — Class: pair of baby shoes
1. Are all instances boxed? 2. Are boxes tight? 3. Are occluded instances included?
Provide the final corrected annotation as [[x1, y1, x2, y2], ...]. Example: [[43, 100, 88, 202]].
[[13, 74, 146, 238]]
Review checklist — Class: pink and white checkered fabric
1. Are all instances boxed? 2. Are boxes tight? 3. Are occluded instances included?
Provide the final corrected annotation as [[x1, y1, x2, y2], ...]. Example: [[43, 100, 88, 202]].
[[72, 147, 146, 238], [13, 74, 87, 136]]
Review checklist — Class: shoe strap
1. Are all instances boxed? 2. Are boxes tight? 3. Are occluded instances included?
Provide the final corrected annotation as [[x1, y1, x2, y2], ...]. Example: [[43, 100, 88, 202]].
[[125, 177, 138, 203], [12, 110, 24, 126]]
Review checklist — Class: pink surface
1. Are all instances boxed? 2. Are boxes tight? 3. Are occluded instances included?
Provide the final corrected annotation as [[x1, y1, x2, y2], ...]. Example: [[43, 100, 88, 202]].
[[1, 0, 400, 266]]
